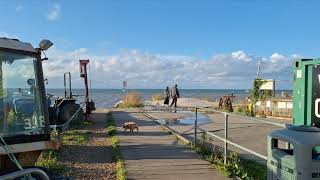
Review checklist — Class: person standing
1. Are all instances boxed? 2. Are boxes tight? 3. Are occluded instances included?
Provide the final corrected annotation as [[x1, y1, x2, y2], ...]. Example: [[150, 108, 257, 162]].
[[170, 84, 180, 112], [163, 86, 170, 106]]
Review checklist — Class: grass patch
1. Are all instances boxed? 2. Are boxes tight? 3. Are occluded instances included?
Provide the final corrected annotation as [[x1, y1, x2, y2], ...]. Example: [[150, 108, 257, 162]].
[[106, 113, 127, 180], [70, 119, 95, 130], [36, 119, 94, 175], [36, 150, 66, 173], [61, 130, 91, 145], [189, 136, 267, 180]]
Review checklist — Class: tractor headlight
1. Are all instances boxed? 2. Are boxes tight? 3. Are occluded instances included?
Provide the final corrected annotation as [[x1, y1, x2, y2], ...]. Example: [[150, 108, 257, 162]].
[[39, 39, 53, 50]]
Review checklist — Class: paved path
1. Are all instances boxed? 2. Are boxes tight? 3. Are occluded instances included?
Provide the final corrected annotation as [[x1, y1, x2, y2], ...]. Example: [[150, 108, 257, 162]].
[[112, 110, 229, 180], [145, 110, 285, 163]]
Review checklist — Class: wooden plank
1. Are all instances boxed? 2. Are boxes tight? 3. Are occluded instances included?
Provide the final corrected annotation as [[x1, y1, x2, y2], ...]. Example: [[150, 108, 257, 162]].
[[0, 141, 59, 155]]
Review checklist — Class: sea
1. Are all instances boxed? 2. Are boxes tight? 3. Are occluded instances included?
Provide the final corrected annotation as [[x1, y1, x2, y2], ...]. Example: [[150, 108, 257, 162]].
[[46, 89, 292, 108]]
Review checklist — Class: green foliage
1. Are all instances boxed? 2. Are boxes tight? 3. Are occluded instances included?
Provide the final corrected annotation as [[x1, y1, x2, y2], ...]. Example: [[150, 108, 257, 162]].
[[106, 113, 127, 180], [235, 104, 252, 116], [249, 79, 273, 116], [37, 118, 94, 175], [36, 150, 66, 172], [190, 134, 267, 180], [7, 110, 16, 128], [61, 130, 90, 145], [70, 120, 95, 130], [250, 79, 272, 103]]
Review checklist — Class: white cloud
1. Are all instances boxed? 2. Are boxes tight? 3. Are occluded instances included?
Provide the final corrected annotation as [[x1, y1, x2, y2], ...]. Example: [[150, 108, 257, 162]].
[[270, 53, 287, 63], [231, 50, 252, 62], [47, 4, 61, 21], [15, 5, 23, 12], [0, 32, 19, 39], [42, 48, 297, 89]]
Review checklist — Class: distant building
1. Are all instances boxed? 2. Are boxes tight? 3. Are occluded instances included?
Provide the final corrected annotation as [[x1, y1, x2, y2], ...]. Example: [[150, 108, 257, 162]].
[[255, 97, 293, 118]]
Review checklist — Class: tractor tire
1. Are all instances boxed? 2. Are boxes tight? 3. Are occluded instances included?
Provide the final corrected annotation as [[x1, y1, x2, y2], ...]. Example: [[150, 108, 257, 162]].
[[57, 103, 83, 125]]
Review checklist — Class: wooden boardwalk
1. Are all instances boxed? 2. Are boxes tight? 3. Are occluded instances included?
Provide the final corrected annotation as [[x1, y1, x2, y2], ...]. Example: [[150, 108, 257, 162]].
[[112, 110, 229, 180]]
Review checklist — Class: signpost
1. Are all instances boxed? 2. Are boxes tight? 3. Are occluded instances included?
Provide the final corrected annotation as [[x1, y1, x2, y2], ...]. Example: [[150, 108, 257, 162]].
[[123, 80, 127, 95]]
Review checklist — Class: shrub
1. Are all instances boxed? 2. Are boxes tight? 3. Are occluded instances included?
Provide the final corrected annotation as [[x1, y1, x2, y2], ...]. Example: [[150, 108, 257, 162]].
[[236, 104, 253, 116], [119, 92, 144, 108], [152, 93, 164, 101], [36, 150, 66, 172], [190, 135, 266, 180]]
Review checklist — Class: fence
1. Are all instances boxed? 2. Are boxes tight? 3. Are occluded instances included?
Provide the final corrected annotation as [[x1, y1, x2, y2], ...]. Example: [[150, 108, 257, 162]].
[[255, 100, 293, 118], [193, 107, 286, 165], [141, 105, 286, 164]]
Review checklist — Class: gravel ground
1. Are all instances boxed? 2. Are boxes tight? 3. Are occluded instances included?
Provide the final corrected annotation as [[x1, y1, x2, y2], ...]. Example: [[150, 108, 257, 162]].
[[59, 109, 116, 180]]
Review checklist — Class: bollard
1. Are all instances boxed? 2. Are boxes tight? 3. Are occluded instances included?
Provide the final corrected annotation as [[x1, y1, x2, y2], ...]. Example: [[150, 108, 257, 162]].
[[194, 107, 198, 145], [224, 112, 228, 165]]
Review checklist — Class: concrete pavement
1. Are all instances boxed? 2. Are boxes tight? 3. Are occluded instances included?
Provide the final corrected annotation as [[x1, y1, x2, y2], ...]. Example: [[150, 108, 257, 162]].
[[112, 110, 229, 180]]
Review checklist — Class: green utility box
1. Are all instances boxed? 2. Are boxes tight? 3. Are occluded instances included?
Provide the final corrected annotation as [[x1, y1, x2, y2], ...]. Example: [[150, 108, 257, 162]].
[[268, 125, 320, 180], [267, 59, 320, 179], [293, 59, 320, 127]]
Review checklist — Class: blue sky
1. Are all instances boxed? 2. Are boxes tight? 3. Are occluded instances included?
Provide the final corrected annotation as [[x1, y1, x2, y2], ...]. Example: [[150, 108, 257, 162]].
[[0, 1, 317, 89]]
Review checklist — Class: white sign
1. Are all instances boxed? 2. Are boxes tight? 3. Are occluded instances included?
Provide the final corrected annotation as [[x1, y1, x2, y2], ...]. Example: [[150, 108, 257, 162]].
[[297, 70, 302, 78], [266, 101, 271, 108], [286, 102, 293, 109], [260, 80, 275, 90], [278, 102, 286, 109]]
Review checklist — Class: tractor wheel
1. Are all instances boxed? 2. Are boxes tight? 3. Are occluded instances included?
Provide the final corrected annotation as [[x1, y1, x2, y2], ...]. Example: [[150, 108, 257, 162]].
[[57, 103, 83, 125]]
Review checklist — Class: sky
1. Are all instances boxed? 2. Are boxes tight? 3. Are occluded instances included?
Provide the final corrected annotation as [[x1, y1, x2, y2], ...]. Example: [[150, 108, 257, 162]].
[[0, 0, 318, 89]]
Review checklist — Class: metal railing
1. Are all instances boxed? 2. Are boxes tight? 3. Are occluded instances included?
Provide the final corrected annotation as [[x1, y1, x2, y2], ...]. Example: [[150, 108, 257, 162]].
[[193, 107, 286, 165], [141, 105, 286, 165], [0, 168, 49, 180]]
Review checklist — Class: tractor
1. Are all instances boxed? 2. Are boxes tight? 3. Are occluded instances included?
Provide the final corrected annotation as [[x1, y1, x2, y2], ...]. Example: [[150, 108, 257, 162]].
[[0, 37, 58, 178], [47, 72, 83, 129]]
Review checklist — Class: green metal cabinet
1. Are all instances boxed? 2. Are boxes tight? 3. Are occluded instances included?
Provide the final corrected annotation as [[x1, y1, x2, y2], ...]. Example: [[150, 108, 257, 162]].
[[268, 59, 320, 179], [293, 59, 320, 127]]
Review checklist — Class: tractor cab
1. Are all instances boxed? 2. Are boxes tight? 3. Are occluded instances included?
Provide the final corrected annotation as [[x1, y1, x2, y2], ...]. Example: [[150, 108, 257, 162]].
[[0, 37, 57, 170]]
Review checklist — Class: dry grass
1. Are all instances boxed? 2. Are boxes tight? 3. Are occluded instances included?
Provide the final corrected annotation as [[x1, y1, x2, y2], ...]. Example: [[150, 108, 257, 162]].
[[119, 92, 144, 108], [201, 96, 214, 102], [152, 93, 164, 101]]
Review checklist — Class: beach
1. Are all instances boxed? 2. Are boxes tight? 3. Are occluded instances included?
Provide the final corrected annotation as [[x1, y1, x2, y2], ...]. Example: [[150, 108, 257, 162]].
[[46, 88, 291, 108]]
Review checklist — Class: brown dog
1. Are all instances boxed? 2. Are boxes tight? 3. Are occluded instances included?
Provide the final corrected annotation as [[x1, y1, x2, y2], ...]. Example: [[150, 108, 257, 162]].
[[123, 122, 139, 132]]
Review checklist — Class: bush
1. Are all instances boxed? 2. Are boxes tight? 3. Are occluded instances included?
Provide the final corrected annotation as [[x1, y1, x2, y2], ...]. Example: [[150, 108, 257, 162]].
[[119, 92, 144, 108], [152, 93, 164, 101], [235, 104, 253, 116], [190, 135, 267, 180], [36, 150, 66, 173]]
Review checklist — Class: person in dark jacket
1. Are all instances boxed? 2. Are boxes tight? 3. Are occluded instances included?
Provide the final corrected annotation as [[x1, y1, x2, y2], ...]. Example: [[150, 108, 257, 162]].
[[170, 84, 180, 111], [163, 86, 170, 106]]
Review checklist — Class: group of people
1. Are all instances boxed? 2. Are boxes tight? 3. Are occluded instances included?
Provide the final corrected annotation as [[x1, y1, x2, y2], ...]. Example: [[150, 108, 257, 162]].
[[163, 84, 180, 111]]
